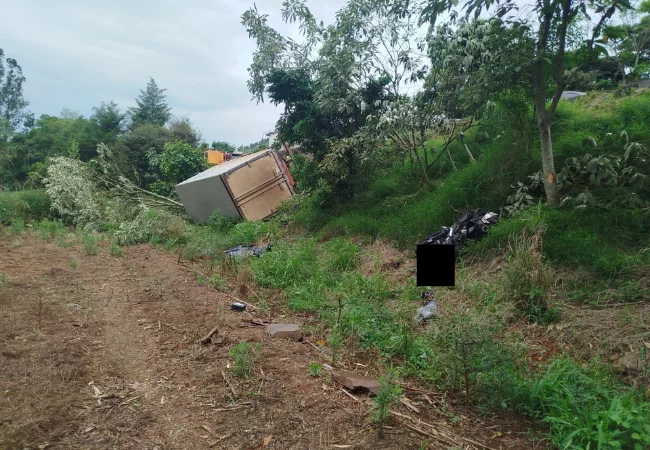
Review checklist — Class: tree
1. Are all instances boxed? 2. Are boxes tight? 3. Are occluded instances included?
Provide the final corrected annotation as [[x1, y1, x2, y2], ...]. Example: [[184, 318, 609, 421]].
[[92, 101, 125, 138], [417, 0, 632, 206], [242, 0, 426, 152], [168, 116, 202, 147], [211, 141, 236, 152], [603, 1, 650, 83], [128, 77, 172, 127], [158, 141, 207, 184], [1, 114, 112, 187], [0, 49, 31, 142], [114, 123, 173, 186]]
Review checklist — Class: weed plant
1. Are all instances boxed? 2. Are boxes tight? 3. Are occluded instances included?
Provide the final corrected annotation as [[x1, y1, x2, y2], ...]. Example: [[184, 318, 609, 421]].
[[230, 342, 261, 378]]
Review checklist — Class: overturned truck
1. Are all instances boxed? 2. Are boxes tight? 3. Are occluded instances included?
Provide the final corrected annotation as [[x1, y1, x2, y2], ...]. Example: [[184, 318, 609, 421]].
[[175, 150, 296, 223]]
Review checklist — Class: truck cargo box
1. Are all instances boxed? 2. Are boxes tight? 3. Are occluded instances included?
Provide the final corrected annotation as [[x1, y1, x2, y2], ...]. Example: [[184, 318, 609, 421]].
[[175, 150, 295, 223]]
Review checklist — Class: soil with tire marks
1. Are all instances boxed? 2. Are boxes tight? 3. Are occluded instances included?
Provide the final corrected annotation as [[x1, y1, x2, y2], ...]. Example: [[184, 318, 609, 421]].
[[0, 234, 545, 449]]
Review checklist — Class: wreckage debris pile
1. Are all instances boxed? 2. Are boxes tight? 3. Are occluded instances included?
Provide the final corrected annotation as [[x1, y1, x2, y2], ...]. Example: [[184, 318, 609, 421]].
[[223, 244, 271, 258], [419, 210, 499, 254]]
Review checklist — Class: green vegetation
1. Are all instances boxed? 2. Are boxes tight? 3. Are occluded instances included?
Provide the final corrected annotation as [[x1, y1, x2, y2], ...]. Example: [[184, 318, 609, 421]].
[[229, 342, 262, 379], [371, 367, 402, 438], [0, 272, 6, 290], [2, 0, 650, 446], [109, 241, 123, 257], [517, 356, 650, 449], [308, 362, 322, 377], [81, 231, 100, 256]]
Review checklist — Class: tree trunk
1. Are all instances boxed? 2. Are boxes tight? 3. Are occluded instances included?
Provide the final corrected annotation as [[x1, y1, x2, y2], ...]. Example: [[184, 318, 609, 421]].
[[412, 148, 431, 185], [537, 119, 561, 207]]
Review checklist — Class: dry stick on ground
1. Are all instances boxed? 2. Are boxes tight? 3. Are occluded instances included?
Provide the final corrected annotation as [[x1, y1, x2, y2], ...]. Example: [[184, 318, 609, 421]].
[[400, 397, 420, 414], [220, 370, 237, 398], [340, 388, 362, 403], [208, 431, 234, 447], [198, 325, 220, 345]]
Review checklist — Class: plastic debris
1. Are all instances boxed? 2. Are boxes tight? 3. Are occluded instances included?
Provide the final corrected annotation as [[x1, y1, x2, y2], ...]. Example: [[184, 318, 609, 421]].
[[224, 244, 271, 258], [420, 210, 498, 254], [231, 302, 246, 312], [414, 290, 439, 323]]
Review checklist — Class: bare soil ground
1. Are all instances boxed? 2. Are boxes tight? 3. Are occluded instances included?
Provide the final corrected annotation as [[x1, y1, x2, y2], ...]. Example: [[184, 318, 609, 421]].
[[1, 234, 546, 450]]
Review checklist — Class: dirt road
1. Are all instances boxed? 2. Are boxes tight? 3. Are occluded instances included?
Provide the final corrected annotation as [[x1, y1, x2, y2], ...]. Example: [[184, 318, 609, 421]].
[[0, 234, 542, 449]]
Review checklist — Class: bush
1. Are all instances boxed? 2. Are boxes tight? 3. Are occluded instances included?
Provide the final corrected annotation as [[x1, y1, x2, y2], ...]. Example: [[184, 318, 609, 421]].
[[517, 356, 650, 450], [425, 309, 521, 404], [0, 190, 52, 224]]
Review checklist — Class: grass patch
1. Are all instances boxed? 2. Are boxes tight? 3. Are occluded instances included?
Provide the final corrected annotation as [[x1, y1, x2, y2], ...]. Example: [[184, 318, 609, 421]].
[[517, 355, 650, 449]]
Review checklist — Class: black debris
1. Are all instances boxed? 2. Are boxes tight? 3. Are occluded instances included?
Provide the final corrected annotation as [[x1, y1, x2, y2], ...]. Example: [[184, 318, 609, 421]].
[[420, 210, 499, 254], [231, 302, 246, 312]]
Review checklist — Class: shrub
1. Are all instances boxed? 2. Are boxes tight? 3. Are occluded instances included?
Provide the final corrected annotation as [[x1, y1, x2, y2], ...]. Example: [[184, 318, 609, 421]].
[[9, 218, 24, 236], [517, 356, 650, 450], [370, 367, 402, 438], [36, 218, 65, 240], [109, 241, 123, 257], [0, 190, 52, 225], [81, 231, 101, 256], [426, 309, 521, 404]]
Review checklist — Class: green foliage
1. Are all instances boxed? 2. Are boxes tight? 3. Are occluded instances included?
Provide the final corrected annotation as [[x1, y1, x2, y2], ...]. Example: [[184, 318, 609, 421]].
[[211, 141, 236, 153], [0, 272, 6, 290], [426, 309, 521, 403], [207, 213, 239, 233], [109, 241, 123, 257], [81, 231, 101, 256], [504, 223, 558, 324], [0, 190, 52, 225], [70, 259, 78, 270], [0, 48, 31, 143], [208, 273, 227, 290], [308, 362, 323, 377], [229, 342, 262, 378], [518, 356, 650, 450], [9, 217, 23, 236], [128, 77, 171, 128], [36, 218, 65, 240], [370, 367, 402, 438], [322, 238, 359, 272], [168, 117, 201, 147], [156, 140, 207, 186]]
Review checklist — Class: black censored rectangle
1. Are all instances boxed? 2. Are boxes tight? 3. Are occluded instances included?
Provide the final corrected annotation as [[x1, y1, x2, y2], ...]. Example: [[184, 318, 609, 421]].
[[416, 245, 455, 287]]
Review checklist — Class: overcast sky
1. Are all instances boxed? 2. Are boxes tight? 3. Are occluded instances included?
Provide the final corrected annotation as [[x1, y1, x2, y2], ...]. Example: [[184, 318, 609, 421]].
[[0, 0, 347, 146]]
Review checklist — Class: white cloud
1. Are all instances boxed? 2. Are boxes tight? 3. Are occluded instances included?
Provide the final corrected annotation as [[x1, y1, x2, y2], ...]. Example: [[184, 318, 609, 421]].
[[0, 0, 346, 145]]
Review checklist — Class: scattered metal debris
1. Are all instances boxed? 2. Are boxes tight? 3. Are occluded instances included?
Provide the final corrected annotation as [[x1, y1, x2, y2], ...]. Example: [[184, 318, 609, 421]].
[[224, 244, 271, 259], [420, 210, 499, 254], [414, 291, 439, 323]]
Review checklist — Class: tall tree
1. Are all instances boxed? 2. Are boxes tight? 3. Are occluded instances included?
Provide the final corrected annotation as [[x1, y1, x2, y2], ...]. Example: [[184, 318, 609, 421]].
[[0, 49, 31, 142], [92, 101, 125, 138], [211, 141, 236, 153], [417, 0, 632, 206], [128, 77, 172, 128], [168, 116, 201, 147]]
